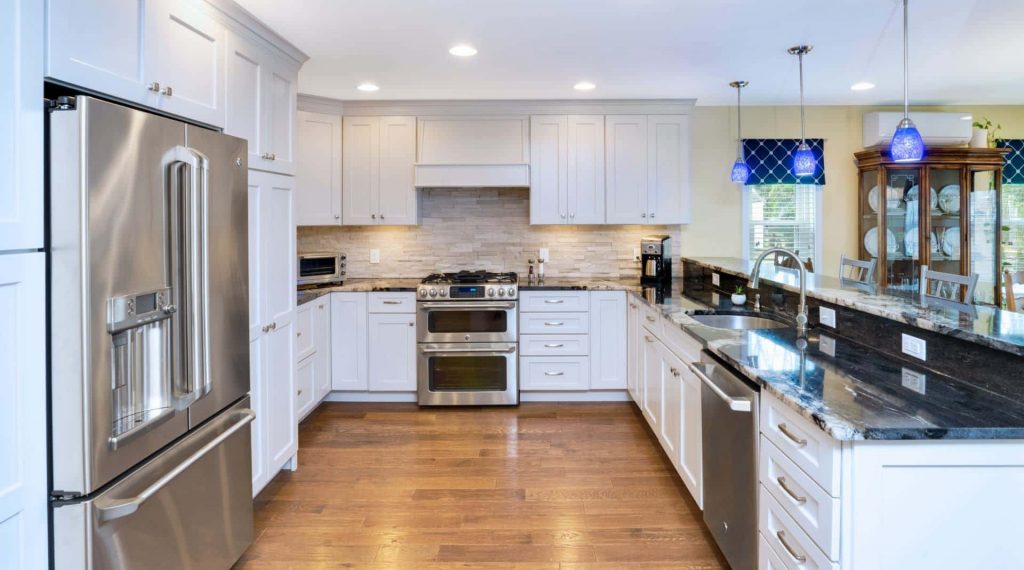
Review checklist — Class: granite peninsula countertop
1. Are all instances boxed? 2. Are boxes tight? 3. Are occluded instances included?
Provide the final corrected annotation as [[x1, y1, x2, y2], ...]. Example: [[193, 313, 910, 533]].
[[684, 256, 1024, 358]]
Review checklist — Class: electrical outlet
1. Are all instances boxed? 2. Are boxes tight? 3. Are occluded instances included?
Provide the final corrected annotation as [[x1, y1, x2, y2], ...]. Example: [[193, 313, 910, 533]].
[[712, 272, 720, 286], [369, 249, 381, 264], [539, 247, 549, 262], [633, 247, 641, 261], [901, 368, 927, 394], [711, 292, 720, 306], [901, 333, 927, 360], [819, 334, 836, 357], [819, 306, 836, 328]]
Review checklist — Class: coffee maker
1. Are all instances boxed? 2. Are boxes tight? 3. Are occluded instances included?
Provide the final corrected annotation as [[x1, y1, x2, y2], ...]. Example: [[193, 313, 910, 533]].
[[641, 235, 672, 285]]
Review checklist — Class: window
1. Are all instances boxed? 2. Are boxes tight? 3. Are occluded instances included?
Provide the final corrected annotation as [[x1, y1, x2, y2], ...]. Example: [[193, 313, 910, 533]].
[[743, 184, 822, 270], [1003, 184, 1024, 273]]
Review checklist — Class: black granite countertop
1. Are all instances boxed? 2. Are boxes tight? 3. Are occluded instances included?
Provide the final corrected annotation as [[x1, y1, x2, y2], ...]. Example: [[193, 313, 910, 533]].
[[683, 256, 1024, 358]]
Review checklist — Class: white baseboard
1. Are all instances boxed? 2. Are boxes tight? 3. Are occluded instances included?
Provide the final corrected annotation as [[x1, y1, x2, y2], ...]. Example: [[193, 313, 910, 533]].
[[324, 391, 418, 403], [520, 390, 631, 402]]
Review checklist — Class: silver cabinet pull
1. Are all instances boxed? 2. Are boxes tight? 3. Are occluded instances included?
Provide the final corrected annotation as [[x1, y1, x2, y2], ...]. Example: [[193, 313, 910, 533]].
[[543, 343, 564, 348], [383, 300, 403, 305], [371, 213, 377, 219], [641, 213, 647, 218], [544, 371, 564, 376], [560, 213, 566, 219], [646, 315, 657, 322], [160, 85, 173, 97], [319, 304, 325, 310], [271, 153, 277, 160], [334, 214, 340, 219], [408, 322, 414, 327], [650, 212, 655, 218], [776, 531, 807, 563], [544, 321, 564, 326], [570, 213, 575, 218], [544, 299, 564, 304], [379, 214, 384, 220], [644, 335, 655, 343], [147, 82, 161, 92], [296, 332, 302, 337], [670, 367, 681, 377], [297, 389, 302, 395], [777, 423, 808, 447], [777, 476, 807, 504]]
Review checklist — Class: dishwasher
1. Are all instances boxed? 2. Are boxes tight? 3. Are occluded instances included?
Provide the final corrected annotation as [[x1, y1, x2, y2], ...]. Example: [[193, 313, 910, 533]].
[[689, 350, 759, 570]]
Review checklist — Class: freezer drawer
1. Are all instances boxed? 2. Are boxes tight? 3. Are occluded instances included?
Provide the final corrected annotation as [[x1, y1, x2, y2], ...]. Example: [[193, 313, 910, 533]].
[[53, 398, 255, 570]]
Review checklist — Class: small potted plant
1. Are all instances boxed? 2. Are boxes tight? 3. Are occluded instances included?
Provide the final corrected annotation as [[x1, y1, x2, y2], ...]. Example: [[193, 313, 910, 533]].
[[971, 118, 1002, 148], [731, 285, 747, 306]]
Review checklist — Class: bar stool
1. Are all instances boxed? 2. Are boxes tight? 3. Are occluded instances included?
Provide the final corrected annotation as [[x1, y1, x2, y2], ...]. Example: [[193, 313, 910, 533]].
[[838, 254, 876, 293], [919, 265, 979, 310], [1004, 270, 1024, 312]]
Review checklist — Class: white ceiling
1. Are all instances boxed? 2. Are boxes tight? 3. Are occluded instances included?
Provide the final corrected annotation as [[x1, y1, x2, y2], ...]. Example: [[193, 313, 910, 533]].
[[237, 0, 1024, 106]]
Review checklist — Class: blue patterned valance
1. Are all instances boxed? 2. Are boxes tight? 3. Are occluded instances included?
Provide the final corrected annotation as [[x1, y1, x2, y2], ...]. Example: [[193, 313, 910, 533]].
[[742, 139, 826, 186], [998, 139, 1024, 184]]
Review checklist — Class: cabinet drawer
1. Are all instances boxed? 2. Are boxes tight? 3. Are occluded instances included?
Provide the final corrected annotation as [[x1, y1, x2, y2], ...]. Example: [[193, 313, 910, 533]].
[[759, 487, 838, 570], [295, 304, 315, 361], [368, 292, 416, 313], [761, 393, 841, 496], [520, 334, 590, 356], [520, 312, 590, 335], [520, 356, 590, 390], [760, 437, 840, 559], [295, 355, 315, 417], [758, 533, 789, 570], [661, 319, 702, 362], [520, 291, 589, 313], [639, 302, 663, 336]]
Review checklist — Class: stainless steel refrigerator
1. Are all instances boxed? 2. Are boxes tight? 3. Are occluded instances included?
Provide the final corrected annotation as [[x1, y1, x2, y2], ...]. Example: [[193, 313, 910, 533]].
[[48, 96, 254, 569]]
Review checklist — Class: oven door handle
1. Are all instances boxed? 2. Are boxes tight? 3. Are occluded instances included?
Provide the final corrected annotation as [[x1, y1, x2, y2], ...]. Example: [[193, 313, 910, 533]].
[[420, 346, 517, 354], [418, 302, 516, 310]]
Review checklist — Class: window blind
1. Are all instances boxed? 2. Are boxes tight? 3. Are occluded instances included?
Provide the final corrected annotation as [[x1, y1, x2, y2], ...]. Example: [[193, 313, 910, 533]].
[[998, 139, 1024, 184], [747, 184, 818, 266], [1003, 184, 1024, 273]]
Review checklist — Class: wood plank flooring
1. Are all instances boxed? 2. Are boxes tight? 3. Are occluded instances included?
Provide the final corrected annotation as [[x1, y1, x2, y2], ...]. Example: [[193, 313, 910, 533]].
[[234, 403, 728, 569]]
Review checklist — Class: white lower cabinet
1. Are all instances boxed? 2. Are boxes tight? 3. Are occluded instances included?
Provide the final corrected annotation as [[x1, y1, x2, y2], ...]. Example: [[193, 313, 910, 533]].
[[677, 362, 703, 507], [331, 292, 369, 390], [368, 312, 417, 391], [295, 296, 332, 420], [589, 291, 627, 389], [330, 291, 417, 394], [641, 332, 662, 430], [313, 299, 332, 400], [521, 356, 590, 390], [294, 352, 316, 419]]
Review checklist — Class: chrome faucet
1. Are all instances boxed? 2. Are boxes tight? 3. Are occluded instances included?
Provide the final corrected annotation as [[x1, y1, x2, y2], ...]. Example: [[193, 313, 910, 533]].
[[750, 248, 808, 336]]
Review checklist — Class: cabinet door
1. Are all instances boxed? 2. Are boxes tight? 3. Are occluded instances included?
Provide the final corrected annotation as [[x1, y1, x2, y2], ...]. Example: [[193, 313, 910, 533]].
[[590, 291, 627, 389], [679, 364, 703, 507], [529, 115, 567, 224], [378, 116, 418, 225], [342, 116, 380, 225], [605, 115, 648, 224], [368, 313, 417, 391], [626, 300, 640, 402], [45, 0, 151, 105], [146, 0, 225, 127], [295, 111, 342, 225], [247, 174, 264, 344], [249, 336, 268, 496], [313, 299, 332, 400], [567, 115, 605, 224], [295, 355, 316, 419], [660, 345, 682, 461], [256, 171, 295, 335], [0, 253, 47, 567], [647, 115, 690, 224], [265, 321, 297, 470], [641, 333, 662, 432], [331, 292, 368, 390], [262, 58, 297, 175], [295, 303, 315, 361], [224, 31, 266, 169], [2, 0, 43, 251]]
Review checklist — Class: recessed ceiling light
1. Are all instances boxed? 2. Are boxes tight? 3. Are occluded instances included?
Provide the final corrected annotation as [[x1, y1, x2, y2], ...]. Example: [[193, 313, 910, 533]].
[[449, 44, 477, 57], [573, 81, 596, 91], [850, 82, 876, 91], [357, 83, 379, 92]]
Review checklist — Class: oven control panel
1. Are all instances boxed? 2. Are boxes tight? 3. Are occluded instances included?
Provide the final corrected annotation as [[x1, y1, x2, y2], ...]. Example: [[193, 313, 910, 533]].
[[418, 285, 517, 300]]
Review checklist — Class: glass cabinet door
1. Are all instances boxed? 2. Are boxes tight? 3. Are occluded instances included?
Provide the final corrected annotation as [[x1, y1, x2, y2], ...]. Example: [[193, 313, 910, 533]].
[[926, 167, 963, 282], [968, 168, 999, 304], [882, 167, 921, 292], [859, 168, 881, 275]]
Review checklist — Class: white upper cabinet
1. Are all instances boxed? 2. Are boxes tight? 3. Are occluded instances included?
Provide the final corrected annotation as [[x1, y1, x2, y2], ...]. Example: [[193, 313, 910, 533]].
[[647, 115, 690, 224], [605, 115, 690, 225], [605, 115, 649, 224], [567, 115, 606, 224], [262, 60, 297, 174], [145, 0, 225, 127], [529, 115, 567, 224], [295, 111, 342, 225], [342, 116, 417, 225]]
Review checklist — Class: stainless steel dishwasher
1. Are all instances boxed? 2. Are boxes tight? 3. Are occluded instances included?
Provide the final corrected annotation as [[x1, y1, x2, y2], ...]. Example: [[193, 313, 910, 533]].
[[689, 350, 759, 570]]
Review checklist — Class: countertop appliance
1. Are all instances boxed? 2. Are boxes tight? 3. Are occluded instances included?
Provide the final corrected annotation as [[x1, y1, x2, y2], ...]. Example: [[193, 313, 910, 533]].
[[690, 350, 759, 570], [298, 252, 346, 287], [417, 271, 519, 406], [641, 235, 672, 285], [48, 96, 254, 569]]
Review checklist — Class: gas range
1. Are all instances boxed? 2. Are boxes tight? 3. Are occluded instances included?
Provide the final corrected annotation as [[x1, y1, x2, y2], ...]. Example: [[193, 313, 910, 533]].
[[418, 270, 519, 301]]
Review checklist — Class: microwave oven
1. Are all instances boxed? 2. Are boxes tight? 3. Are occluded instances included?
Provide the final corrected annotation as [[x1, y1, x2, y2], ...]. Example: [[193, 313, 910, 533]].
[[297, 252, 346, 286]]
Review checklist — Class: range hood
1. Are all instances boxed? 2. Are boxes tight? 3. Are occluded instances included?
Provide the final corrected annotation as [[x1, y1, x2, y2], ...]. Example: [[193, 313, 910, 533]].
[[414, 116, 530, 187]]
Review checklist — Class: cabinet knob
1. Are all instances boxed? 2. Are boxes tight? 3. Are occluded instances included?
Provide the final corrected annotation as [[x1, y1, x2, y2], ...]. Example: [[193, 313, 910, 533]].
[[379, 214, 384, 220], [408, 322, 414, 327], [334, 214, 340, 219], [560, 213, 566, 219], [270, 153, 277, 161], [296, 332, 302, 337], [570, 213, 575, 219], [371, 214, 377, 219], [641, 213, 647, 218], [297, 389, 302, 396], [147, 82, 161, 92], [650, 212, 655, 218], [160, 85, 173, 97]]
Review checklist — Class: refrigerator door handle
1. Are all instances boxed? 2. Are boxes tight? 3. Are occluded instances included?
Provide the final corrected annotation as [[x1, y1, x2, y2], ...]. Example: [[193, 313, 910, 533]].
[[95, 409, 255, 522]]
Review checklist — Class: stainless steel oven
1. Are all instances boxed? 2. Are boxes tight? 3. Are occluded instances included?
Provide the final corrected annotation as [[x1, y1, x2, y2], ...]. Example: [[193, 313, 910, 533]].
[[417, 300, 517, 344], [417, 342, 518, 405], [297, 252, 345, 286]]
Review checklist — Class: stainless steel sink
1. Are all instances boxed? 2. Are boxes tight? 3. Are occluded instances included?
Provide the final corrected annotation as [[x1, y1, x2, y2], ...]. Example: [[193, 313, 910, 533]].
[[690, 314, 788, 330]]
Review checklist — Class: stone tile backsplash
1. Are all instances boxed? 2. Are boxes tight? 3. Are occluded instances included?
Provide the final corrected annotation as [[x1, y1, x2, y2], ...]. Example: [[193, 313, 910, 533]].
[[297, 188, 682, 278]]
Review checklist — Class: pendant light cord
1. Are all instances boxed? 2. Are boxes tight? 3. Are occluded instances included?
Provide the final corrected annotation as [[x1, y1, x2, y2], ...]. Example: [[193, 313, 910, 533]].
[[799, 51, 806, 143], [903, 0, 910, 119], [737, 86, 743, 156]]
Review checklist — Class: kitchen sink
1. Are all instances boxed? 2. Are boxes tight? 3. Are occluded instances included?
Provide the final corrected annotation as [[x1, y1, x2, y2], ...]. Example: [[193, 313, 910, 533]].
[[690, 314, 789, 330]]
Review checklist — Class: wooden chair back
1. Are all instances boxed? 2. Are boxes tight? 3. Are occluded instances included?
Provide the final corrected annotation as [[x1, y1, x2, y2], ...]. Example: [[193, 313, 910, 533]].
[[839, 255, 876, 293], [1004, 270, 1024, 312], [919, 265, 979, 309]]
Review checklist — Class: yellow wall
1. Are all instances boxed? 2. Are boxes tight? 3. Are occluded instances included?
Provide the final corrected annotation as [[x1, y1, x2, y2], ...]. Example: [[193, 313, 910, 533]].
[[685, 105, 1024, 276]]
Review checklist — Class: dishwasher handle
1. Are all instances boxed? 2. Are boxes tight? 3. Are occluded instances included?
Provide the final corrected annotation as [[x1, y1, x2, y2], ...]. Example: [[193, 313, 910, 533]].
[[687, 362, 752, 413]]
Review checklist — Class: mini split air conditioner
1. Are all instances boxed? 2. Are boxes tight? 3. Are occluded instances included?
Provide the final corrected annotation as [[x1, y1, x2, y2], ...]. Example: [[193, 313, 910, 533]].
[[862, 112, 973, 148]]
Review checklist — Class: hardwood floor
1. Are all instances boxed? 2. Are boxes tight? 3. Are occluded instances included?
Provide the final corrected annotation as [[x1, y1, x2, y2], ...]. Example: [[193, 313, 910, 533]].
[[235, 403, 728, 569]]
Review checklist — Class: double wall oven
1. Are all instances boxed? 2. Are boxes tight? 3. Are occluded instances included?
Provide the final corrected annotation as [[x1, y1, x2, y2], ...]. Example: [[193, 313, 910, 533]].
[[417, 272, 519, 405]]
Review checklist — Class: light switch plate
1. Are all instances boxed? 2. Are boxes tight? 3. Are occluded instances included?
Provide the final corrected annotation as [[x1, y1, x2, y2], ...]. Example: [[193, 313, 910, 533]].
[[901, 333, 927, 360], [819, 334, 836, 357], [369, 249, 381, 264], [712, 272, 720, 286], [819, 306, 836, 328], [901, 368, 927, 394]]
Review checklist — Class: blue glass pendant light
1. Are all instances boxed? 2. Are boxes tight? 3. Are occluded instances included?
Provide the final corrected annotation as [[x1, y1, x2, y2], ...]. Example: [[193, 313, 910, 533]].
[[789, 45, 817, 177], [890, 0, 924, 162], [729, 81, 750, 184]]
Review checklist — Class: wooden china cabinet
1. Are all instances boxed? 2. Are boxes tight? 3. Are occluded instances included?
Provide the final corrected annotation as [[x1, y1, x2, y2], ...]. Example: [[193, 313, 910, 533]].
[[854, 147, 1009, 305]]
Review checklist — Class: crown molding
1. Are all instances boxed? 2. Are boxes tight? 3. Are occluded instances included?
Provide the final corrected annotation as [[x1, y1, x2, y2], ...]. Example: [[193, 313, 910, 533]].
[[205, 0, 309, 65]]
